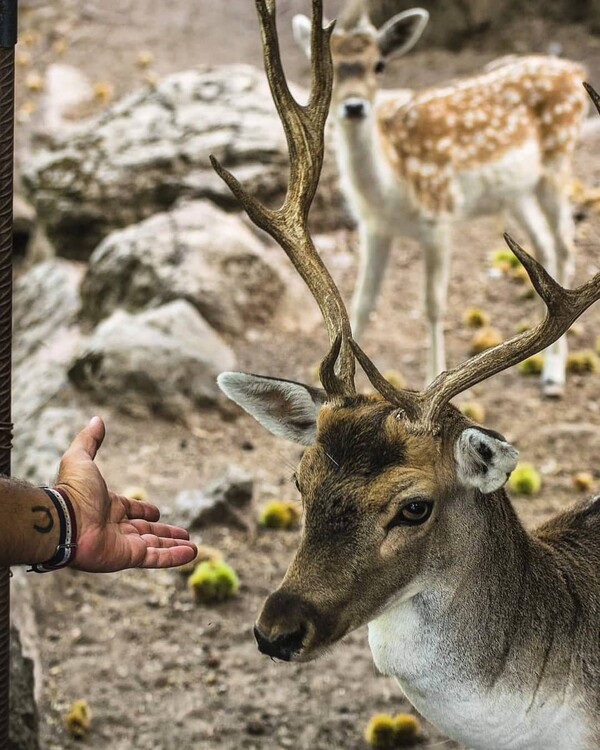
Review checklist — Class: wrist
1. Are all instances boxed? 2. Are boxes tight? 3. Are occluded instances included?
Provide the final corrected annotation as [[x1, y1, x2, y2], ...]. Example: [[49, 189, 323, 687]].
[[27, 486, 61, 564], [29, 487, 78, 572]]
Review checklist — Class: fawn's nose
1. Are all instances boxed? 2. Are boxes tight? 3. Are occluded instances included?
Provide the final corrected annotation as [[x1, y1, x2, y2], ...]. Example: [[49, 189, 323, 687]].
[[254, 623, 307, 661], [342, 98, 368, 119]]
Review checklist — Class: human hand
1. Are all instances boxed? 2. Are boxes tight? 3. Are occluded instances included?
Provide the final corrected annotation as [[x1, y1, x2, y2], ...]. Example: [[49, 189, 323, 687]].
[[55, 417, 197, 573]]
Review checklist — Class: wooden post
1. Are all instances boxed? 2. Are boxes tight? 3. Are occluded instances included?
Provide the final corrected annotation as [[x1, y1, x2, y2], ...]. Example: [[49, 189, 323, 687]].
[[0, 0, 17, 744]]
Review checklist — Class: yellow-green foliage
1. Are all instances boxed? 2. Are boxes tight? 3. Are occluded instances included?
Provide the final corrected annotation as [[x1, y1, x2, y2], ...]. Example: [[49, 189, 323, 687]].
[[508, 463, 541, 496], [364, 714, 396, 749], [566, 350, 599, 375], [459, 401, 486, 424], [178, 543, 223, 575], [491, 247, 521, 272], [258, 500, 301, 530], [392, 714, 422, 746], [518, 354, 544, 376], [463, 307, 490, 329], [364, 713, 422, 748], [516, 320, 531, 334], [573, 472, 594, 492], [470, 327, 502, 355], [122, 486, 148, 501], [188, 560, 239, 604], [65, 699, 91, 739], [383, 370, 407, 390]]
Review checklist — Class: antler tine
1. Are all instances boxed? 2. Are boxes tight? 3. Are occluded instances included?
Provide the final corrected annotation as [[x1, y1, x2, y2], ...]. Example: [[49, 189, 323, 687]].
[[349, 339, 422, 417], [423, 232, 600, 423], [211, 0, 356, 398]]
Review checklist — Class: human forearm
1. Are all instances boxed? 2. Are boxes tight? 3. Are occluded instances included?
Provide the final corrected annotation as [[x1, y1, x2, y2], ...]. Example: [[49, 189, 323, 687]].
[[0, 480, 61, 566]]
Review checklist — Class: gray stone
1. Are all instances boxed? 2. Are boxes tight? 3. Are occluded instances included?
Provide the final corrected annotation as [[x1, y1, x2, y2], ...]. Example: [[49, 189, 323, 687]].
[[13, 407, 86, 485], [9, 626, 40, 750], [174, 465, 253, 529], [12, 261, 83, 479], [80, 199, 284, 333], [22, 65, 298, 259], [68, 300, 235, 419]]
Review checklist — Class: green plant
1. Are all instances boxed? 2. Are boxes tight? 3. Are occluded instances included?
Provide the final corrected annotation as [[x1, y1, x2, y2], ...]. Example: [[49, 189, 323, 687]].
[[566, 350, 599, 375], [491, 247, 521, 271], [364, 714, 396, 749], [258, 500, 301, 530], [459, 401, 486, 424], [470, 327, 502, 355], [518, 354, 544, 376], [188, 560, 239, 604], [508, 463, 541, 496], [463, 307, 489, 329], [392, 714, 422, 746]]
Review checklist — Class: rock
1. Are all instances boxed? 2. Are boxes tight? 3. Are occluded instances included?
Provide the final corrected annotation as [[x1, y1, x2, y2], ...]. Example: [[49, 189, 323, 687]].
[[12, 261, 83, 479], [9, 626, 40, 750], [13, 259, 81, 369], [22, 65, 299, 259], [13, 407, 86, 484], [173, 465, 253, 529], [68, 301, 235, 419], [80, 200, 284, 333]]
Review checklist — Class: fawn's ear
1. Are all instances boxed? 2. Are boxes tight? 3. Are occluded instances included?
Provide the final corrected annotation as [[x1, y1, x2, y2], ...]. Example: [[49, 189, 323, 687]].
[[217, 372, 327, 445], [292, 14, 312, 58], [377, 8, 429, 59], [454, 427, 519, 494]]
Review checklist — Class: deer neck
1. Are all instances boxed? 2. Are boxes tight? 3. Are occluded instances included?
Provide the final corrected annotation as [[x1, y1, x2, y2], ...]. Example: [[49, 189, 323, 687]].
[[334, 111, 405, 218], [368, 489, 591, 749]]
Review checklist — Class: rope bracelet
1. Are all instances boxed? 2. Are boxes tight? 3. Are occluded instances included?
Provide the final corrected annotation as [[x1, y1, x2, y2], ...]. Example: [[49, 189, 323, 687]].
[[28, 487, 78, 573]]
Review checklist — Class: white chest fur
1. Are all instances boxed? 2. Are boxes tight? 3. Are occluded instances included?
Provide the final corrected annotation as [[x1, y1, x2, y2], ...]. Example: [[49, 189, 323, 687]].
[[367, 600, 590, 750]]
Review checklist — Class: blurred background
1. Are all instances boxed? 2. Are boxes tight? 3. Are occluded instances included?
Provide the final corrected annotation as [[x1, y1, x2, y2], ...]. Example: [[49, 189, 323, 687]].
[[9, 1, 600, 749]]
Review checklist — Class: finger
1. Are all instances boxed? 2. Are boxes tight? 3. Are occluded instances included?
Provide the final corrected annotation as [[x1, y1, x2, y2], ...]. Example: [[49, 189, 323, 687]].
[[116, 494, 160, 522], [138, 544, 198, 569], [129, 519, 190, 540], [140, 534, 196, 549], [65, 416, 106, 461]]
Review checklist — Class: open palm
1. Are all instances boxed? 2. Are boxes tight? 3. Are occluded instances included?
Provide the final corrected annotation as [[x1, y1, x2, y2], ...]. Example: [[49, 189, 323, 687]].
[[56, 417, 196, 573]]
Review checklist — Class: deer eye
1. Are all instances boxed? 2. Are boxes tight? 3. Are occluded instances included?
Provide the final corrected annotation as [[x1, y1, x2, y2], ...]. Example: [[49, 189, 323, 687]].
[[292, 473, 301, 492], [387, 499, 433, 529], [374, 60, 386, 74]]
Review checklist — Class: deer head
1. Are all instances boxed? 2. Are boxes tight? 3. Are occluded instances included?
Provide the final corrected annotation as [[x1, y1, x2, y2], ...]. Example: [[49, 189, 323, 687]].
[[292, 1, 428, 122], [213, 1, 600, 662]]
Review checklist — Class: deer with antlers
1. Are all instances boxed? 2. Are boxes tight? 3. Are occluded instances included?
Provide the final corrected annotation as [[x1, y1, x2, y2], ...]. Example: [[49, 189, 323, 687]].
[[213, 2, 600, 749], [292, 1, 588, 397]]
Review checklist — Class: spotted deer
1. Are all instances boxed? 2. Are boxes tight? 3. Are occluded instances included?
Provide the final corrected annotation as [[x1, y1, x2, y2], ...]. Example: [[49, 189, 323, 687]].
[[293, 4, 588, 397], [213, 3, 600, 749]]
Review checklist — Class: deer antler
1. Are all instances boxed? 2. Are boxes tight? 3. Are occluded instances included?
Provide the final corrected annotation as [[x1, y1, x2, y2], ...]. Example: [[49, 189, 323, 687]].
[[421, 231, 600, 422], [210, 0, 356, 398]]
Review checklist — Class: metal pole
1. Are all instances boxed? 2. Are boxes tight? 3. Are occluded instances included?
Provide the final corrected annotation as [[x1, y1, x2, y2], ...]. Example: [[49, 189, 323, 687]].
[[0, 0, 17, 746]]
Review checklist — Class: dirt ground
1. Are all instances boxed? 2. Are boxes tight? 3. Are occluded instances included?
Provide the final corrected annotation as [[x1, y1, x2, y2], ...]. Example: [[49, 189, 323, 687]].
[[13, 1, 600, 749]]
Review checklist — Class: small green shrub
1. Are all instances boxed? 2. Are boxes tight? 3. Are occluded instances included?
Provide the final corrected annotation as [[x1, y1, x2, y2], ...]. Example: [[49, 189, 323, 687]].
[[188, 560, 239, 604]]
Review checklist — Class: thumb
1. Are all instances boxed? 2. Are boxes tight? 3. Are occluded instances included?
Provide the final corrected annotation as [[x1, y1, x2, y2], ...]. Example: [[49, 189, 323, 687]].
[[68, 416, 106, 461]]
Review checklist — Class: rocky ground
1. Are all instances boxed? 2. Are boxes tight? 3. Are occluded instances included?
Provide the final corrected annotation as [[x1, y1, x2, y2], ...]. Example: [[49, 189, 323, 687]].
[[9, 1, 600, 750]]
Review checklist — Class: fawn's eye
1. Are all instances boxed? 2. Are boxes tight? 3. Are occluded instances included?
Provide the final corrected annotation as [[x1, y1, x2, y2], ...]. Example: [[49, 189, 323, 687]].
[[374, 60, 386, 74], [387, 499, 433, 529], [292, 473, 301, 492]]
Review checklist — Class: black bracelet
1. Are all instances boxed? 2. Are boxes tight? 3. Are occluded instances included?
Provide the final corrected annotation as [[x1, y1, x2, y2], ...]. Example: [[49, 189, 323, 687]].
[[29, 488, 78, 573]]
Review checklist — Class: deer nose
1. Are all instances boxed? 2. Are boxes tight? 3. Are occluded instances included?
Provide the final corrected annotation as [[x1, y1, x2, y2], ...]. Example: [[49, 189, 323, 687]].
[[253, 623, 307, 661], [342, 98, 367, 119]]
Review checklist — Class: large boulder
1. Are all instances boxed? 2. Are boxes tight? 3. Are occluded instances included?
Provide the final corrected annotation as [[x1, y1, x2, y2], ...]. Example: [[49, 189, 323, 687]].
[[68, 301, 235, 419], [22, 65, 296, 259], [12, 261, 83, 480], [80, 199, 284, 333]]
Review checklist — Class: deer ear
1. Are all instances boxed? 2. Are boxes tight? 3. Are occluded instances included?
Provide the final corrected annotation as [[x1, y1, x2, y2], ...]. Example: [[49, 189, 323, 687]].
[[292, 14, 313, 58], [377, 8, 429, 59], [217, 372, 327, 445], [454, 427, 519, 494]]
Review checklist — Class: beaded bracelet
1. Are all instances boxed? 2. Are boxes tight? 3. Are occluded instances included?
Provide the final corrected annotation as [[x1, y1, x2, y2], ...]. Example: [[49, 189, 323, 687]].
[[29, 487, 78, 573]]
